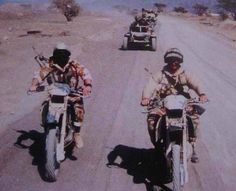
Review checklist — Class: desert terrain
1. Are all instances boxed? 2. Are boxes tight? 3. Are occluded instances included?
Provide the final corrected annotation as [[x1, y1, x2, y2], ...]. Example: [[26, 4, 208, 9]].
[[0, 2, 236, 191]]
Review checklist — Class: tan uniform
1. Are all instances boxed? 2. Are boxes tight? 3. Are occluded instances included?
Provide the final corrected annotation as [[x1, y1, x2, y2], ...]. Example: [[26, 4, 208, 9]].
[[142, 66, 205, 144], [143, 66, 204, 99]]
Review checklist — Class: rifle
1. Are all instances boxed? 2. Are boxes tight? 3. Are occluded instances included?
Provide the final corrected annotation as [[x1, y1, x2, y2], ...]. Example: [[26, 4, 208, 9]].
[[32, 46, 49, 68]]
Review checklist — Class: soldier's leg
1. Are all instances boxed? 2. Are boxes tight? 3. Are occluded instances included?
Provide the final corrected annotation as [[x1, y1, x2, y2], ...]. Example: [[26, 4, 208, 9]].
[[147, 113, 160, 146], [189, 114, 200, 163], [40, 100, 49, 127], [73, 98, 85, 148]]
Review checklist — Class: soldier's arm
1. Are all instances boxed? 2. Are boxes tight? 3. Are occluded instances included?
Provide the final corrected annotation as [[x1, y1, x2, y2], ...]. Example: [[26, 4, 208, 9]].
[[141, 72, 162, 105], [29, 77, 40, 91], [82, 68, 92, 96], [185, 72, 206, 96], [74, 62, 93, 95], [29, 65, 52, 91]]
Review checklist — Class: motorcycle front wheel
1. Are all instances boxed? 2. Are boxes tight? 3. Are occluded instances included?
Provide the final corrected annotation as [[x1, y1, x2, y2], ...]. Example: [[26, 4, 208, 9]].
[[44, 128, 60, 182], [172, 144, 181, 191]]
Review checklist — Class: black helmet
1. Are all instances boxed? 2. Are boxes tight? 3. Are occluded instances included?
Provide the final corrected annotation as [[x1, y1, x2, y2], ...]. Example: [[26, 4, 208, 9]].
[[164, 48, 183, 64], [52, 43, 71, 69]]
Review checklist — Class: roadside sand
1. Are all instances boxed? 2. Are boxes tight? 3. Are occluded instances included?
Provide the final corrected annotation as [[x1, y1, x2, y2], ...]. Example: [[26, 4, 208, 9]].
[[170, 11, 236, 42]]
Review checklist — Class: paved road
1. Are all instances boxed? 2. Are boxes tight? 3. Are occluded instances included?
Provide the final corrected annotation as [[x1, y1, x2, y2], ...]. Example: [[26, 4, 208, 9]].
[[0, 11, 235, 191]]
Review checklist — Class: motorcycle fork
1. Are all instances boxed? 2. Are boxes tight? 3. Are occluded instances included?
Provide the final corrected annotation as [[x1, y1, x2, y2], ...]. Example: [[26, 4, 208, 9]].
[[180, 112, 189, 185], [56, 97, 69, 161], [165, 114, 189, 185], [59, 97, 68, 143]]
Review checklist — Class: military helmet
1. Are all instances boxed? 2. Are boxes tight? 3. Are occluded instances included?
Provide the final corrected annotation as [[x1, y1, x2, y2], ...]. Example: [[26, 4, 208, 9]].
[[164, 48, 183, 64]]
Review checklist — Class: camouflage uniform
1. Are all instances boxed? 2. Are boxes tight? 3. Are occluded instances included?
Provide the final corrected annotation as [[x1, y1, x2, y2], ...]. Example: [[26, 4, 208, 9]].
[[33, 59, 92, 133]]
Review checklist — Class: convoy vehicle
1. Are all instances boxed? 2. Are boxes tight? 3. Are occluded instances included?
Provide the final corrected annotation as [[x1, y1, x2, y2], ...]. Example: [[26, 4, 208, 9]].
[[123, 25, 157, 51]]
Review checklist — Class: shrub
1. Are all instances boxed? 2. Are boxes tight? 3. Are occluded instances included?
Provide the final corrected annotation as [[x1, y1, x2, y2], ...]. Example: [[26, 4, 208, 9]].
[[52, 0, 80, 21], [219, 11, 229, 20], [154, 3, 167, 12], [193, 3, 208, 16], [217, 0, 236, 20], [173, 7, 188, 13]]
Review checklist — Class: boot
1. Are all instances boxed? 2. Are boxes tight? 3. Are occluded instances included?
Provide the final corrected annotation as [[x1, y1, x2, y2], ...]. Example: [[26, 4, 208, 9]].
[[191, 151, 199, 163], [191, 142, 199, 163], [74, 132, 84, 148], [65, 129, 74, 144]]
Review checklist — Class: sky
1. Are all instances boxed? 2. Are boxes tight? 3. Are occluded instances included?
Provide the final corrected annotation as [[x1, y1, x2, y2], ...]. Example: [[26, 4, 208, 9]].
[[0, 0, 49, 4], [0, 0, 158, 10], [0, 0, 218, 10]]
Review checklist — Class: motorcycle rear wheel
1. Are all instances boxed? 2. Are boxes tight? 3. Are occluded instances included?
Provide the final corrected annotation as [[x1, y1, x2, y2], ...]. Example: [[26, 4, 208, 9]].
[[45, 128, 60, 182]]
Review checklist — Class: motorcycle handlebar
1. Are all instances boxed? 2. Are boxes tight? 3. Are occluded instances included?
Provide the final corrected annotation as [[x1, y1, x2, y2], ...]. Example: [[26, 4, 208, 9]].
[[70, 90, 83, 97], [36, 86, 45, 92], [188, 97, 210, 104], [27, 85, 45, 95], [27, 86, 91, 98], [142, 96, 209, 114]]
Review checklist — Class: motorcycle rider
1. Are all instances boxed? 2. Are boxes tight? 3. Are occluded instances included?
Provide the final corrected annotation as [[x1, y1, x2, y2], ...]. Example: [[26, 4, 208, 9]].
[[29, 42, 92, 149], [141, 48, 208, 163]]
